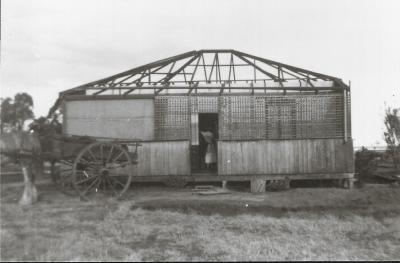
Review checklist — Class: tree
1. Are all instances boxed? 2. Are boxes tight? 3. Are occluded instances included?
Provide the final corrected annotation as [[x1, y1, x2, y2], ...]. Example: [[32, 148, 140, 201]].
[[0, 93, 34, 132], [354, 147, 380, 181], [13, 93, 34, 130], [29, 116, 62, 154], [383, 107, 400, 168], [0, 98, 14, 132]]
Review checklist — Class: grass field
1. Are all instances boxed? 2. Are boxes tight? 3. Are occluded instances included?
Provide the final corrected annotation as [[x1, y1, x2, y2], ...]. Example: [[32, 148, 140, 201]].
[[1, 182, 400, 261]]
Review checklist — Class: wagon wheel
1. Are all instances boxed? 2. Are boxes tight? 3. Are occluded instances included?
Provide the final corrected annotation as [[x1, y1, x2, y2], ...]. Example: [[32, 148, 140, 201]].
[[51, 159, 77, 196], [72, 142, 133, 201]]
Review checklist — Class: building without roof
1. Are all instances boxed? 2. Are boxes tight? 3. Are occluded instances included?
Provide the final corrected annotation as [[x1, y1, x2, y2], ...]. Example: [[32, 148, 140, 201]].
[[50, 49, 355, 191]]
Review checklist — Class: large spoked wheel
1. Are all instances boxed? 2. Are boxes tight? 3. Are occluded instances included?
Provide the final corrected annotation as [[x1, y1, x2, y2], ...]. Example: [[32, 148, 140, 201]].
[[51, 159, 77, 196], [72, 142, 133, 201]]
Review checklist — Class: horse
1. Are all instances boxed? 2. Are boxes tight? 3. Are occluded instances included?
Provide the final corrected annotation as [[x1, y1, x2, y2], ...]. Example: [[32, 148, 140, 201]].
[[0, 131, 42, 205]]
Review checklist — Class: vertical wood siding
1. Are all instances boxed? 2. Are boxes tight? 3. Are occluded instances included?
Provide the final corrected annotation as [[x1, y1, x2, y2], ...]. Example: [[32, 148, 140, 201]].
[[130, 141, 190, 176], [218, 139, 354, 175]]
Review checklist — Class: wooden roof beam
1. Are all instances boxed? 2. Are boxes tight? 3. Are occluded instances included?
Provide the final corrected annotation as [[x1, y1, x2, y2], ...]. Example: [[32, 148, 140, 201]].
[[155, 83, 170, 95], [219, 83, 226, 95], [61, 50, 198, 95], [190, 56, 201, 82], [234, 50, 342, 83], [208, 53, 217, 83], [199, 49, 234, 53], [121, 86, 343, 91], [188, 82, 199, 94], [123, 83, 142, 96], [233, 52, 279, 81], [159, 55, 200, 84], [92, 87, 109, 96], [133, 65, 166, 84]]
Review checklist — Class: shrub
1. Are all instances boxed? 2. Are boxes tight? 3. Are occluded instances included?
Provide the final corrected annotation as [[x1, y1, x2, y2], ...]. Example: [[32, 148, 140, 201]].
[[354, 147, 381, 181]]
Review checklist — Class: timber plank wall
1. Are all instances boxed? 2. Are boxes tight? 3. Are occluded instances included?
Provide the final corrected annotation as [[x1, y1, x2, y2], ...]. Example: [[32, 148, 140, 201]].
[[218, 139, 354, 175], [129, 141, 190, 176]]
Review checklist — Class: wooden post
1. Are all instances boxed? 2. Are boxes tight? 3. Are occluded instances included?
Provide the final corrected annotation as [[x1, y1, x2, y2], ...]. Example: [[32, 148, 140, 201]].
[[251, 179, 266, 193], [348, 179, 354, 189], [343, 90, 348, 143], [342, 178, 354, 189], [62, 101, 67, 134]]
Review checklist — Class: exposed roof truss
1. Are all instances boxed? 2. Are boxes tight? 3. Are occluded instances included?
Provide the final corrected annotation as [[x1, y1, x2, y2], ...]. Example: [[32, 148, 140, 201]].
[[60, 49, 349, 98]]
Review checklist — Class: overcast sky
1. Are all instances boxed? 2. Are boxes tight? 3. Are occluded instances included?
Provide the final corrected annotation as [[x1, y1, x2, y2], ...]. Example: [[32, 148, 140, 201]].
[[1, 0, 399, 147]]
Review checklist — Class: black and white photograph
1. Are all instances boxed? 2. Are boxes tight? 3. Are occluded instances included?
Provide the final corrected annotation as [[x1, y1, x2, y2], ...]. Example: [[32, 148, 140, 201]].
[[0, 0, 399, 261]]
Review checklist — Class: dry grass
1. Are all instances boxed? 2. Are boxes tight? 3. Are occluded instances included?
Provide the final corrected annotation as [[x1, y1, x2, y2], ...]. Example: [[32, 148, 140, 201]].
[[1, 183, 400, 261]]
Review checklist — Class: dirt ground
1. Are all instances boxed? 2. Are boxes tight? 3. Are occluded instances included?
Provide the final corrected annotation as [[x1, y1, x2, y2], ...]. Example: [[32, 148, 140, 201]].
[[1, 179, 400, 261]]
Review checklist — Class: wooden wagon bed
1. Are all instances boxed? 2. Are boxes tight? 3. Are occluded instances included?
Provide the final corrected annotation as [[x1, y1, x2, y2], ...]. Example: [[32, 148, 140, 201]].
[[43, 134, 141, 201]]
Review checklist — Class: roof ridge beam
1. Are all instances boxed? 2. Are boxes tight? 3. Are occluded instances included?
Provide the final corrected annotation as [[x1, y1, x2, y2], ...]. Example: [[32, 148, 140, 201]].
[[199, 49, 234, 53]]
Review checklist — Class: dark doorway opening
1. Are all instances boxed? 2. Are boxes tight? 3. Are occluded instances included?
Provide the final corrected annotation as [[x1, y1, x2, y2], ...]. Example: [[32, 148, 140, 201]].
[[199, 113, 218, 173], [191, 113, 218, 174]]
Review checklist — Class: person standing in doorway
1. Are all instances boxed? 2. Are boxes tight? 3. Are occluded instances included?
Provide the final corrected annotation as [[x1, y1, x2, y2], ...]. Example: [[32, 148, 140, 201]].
[[200, 130, 217, 170]]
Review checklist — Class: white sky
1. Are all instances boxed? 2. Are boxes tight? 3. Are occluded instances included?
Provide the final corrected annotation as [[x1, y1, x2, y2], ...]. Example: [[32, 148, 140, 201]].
[[1, 0, 399, 147]]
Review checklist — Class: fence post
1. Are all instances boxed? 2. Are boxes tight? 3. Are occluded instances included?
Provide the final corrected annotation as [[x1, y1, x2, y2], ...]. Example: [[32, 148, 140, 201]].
[[343, 89, 348, 143]]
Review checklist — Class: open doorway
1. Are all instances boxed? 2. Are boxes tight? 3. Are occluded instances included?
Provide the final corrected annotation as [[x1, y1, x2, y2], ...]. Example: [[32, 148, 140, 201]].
[[197, 113, 218, 173]]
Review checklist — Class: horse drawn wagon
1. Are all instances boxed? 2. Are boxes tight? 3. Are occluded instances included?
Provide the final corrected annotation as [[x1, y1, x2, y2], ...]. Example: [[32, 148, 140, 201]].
[[42, 134, 141, 201]]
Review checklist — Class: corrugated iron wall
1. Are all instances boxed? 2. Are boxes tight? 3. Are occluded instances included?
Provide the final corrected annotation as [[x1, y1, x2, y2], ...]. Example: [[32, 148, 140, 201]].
[[154, 93, 351, 141]]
